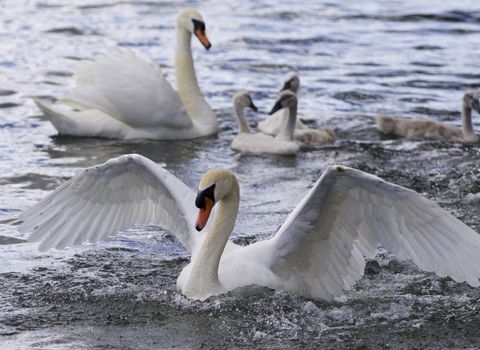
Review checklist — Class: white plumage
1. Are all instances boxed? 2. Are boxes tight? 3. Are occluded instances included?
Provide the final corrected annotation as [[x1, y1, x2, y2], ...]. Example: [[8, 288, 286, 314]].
[[231, 90, 301, 155], [33, 9, 217, 140], [18, 155, 201, 252], [17, 155, 480, 300]]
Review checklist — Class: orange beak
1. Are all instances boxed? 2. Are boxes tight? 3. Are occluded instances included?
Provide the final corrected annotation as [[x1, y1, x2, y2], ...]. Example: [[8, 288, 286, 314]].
[[195, 197, 214, 231], [194, 29, 211, 50]]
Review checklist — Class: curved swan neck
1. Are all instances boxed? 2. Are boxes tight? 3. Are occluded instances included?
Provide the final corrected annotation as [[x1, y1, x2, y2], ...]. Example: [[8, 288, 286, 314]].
[[276, 102, 297, 140], [462, 103, 475, 138], [184, 179, 240, 297], [175, 25, 216, 127], [234, 103, 251, 134]]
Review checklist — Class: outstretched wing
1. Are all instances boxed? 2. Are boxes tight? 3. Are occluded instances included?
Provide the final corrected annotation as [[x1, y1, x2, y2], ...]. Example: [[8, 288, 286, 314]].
[[64, 50, 192, 129], [17, 154, 201, 252], [260, 165, 480, 299]]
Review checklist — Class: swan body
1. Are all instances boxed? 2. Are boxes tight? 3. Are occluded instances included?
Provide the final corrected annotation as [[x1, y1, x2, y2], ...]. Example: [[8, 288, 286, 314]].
[[258, 72, 335, 145], [377, 91, 480, 142], [230, 91, 300, 155], [293, 127, 335, 145], [34, 9, 217, 140], [17, 154, 480, 301]]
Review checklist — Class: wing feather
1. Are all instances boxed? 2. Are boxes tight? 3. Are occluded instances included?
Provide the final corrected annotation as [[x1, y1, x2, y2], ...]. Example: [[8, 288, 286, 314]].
[[17, 154, 200, 252], [259, 165, 480, 299], [66, 50, 192, 129]]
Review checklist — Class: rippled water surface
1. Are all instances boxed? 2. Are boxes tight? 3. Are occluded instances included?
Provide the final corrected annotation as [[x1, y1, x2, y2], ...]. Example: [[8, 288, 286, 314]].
[[1, 0, 480, 349]]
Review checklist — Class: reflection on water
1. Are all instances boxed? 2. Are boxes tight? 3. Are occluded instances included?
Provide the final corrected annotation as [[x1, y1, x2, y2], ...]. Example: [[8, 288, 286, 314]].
[[48, 136, 204, 167], [1, 0, 480, 348]]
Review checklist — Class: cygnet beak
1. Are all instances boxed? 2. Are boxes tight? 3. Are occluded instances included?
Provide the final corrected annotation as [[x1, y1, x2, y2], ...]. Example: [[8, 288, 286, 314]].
[[269, 100, 283, 115]]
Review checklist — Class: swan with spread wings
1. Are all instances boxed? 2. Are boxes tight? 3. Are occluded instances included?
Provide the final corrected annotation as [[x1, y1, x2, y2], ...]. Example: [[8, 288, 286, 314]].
[[17, 155, 480, 300]]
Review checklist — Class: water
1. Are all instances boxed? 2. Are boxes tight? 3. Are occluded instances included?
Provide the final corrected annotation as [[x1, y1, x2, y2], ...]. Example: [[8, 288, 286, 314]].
[[1, 0, 480, 348]]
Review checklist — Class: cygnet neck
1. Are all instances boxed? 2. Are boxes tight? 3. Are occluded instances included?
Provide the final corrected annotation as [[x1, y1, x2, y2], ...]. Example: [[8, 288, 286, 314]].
[[462, 102, 476, 139], [234, 102, 251, 134], [276, 102, 297, 141]]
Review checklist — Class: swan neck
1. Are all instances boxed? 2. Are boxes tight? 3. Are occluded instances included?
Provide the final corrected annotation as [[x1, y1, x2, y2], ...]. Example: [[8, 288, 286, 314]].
[[186, 180, 240, 295], [276, 103, 297, 140], [234, 104, 251, 133], [462, 104, 475, 137], [175, 25, 216, 126]]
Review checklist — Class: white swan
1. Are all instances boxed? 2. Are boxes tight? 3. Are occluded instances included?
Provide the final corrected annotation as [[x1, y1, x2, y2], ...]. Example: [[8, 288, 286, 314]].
[[33, 9, 217, 140], [258, 72, 335, 145], [17, 154, 480, 301], [231, 91, 299, 155], [377, 91, 480, 142]]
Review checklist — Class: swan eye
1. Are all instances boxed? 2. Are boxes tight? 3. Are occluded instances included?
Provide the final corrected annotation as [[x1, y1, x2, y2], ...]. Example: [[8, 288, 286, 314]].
[[192, 19, 206, 33], [195, 184, 216, 209]]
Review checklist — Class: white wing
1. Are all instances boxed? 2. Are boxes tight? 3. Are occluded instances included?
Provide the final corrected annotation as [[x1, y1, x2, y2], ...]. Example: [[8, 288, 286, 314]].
[[257, 109, 286, 135], [64, 50, 192, 129], [17, 154, 201, 252], [258, 108, 307, 136], [258, 165, 480, 299]]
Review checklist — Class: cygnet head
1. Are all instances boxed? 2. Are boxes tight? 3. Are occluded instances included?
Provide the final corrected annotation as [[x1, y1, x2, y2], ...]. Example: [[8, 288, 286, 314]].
[[463, 91, 480, 113], [269, 90, 297, 115], [280, 72, 300, 94], [233, 91, 258, 111], [176, 8, 211, 49], [194, 169, 237, 231]]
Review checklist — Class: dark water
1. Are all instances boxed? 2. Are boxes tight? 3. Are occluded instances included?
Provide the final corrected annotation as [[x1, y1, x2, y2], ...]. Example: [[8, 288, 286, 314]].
[[1, 0, 480, 349]]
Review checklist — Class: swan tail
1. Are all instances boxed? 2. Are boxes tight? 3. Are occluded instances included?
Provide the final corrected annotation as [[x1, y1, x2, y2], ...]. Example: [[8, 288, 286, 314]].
[[33, 98, 77, 133], [33, 98, 130, 138]]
